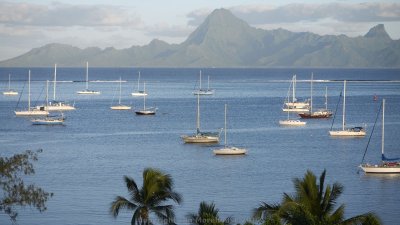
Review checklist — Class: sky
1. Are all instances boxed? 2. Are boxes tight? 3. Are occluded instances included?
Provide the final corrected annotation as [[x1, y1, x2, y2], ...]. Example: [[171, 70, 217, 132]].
[[1, 0, 400, 61]]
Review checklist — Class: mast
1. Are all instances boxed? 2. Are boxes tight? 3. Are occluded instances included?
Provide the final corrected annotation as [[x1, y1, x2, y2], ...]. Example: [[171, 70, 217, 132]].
[[196, 92, 200, 133], [8, 74, 11, 90], [137, 71, 140, 91], [199, 70, 202, 90], [143, 82, 146, 110], [46, 80, 49, 106], [207, 76, 210, 91], [86, 62, 89, 90], [310, 73, 313, 113], [342, 80, 346, 131], [382, 99, 385, 157], [224, 104, 227, 147], [325, 86, 328, 110], [293, 75, 296, 103], [118, 77, 122, 105], [53, 64, 57, 100], [28, 70, 31, 111]]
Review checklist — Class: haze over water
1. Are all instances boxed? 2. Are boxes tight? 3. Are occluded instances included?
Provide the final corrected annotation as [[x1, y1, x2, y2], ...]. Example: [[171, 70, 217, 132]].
[[1, 68, 400, 225]]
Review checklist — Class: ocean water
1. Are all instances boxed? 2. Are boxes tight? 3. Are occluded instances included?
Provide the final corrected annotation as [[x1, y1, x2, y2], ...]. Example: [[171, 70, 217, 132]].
[[1, 68, 400, 225]]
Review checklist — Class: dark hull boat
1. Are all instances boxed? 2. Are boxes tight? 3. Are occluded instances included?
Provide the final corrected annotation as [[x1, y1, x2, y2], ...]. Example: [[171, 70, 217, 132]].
[[298, 109, 332, 119]]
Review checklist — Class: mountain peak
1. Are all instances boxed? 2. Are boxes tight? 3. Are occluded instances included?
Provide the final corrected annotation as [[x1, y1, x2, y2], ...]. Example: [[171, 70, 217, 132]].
[[364, 24, 391, 40]]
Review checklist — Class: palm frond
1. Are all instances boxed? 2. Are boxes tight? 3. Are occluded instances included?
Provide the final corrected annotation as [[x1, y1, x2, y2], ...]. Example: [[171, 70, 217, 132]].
[[110, 196, 137, 218]]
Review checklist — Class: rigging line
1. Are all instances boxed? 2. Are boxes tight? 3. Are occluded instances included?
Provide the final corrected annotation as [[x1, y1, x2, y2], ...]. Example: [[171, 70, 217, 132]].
[[360, 101, 382, 165], [33, 83, 46, 107], [330, 90, 342, 131], [14, 81, 26, 110], [110, 81, 118, 106]]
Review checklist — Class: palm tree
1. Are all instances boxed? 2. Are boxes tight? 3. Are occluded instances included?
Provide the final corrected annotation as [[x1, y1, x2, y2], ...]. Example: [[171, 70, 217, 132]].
[[187, 201, 233, 225], [110, 168, 182, 225], [253, 170, 381, 225]]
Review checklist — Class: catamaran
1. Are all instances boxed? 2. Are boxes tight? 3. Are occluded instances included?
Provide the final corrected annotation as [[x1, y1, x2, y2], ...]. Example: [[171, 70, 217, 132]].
[[282, 75, 309, 112], [329, 80, 366, 137], [77, 62, 100, 95], [360, 99, 400, 173], [298, 73, 332, 119], [193, 71, 214, 95], [181, 93, 220, 143], [131, 71, 147, 97], [14, 70, 49, 116], [45, 64, 75, 111], [135, 82, 155, 115], [111, 77, 131, 110], [3, 74, 18, 96], [213, 104, 246, 155]]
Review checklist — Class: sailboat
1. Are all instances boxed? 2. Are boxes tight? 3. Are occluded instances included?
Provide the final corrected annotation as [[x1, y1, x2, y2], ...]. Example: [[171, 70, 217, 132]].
[[3, 74, 18, 96], [14, 70, 49, 116], [282, 75, 309, 112], [298, 73, 332, 118], [279, 108, 306, 126], [193, 71, 214, 95], [135, 82, 155, 115], [77, 62, 100, 95], [181, 93, 220, 143], [329, 80, 366, 137], [111, 77, 131, 110], [213, 104, 246, 155], [31, 111, 65, 125], [46, 64, 76, 111], [131, 71, 147, 96], [360, 99, 400, 173]]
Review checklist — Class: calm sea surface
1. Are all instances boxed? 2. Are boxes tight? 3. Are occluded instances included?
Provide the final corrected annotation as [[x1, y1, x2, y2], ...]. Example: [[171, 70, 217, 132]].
[[1, 68, 400, 225]]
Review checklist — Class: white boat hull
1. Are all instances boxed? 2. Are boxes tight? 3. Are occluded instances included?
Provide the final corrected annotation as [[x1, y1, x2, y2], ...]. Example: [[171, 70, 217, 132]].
[[131, 92, 147, 96], [214, 147, 246, 155], [360, 164, 400, 173], [329, 130, 366, 136], [15, 110, 49, 116], [46, 104, 76, 111], [285, 102, 309, 108], [282, 108, 309, 112], [3, 91, 18, 96], [279, 119, 306, 126], [77, 90, 100, 95], [193, 90, 214, 95], [111, 105, 132, 110], [181, 135, 219, 143], [32, 118, 64, 125]]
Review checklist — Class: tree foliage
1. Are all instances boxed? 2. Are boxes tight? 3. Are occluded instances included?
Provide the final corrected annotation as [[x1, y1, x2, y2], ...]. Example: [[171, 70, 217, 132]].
[[187, 201, 233, 225], [0, 149, 53, 222], [253, 170, 381, 225], [110, 168, 182, 225]]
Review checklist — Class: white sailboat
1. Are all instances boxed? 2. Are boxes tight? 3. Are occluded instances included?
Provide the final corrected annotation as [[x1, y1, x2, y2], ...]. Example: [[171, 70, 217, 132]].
[[279, 107, 306, 126], [77, 62, 100, 95], [3, 74, 18, 96], [193, 71, 214, 95], [111, 77, 131, 110], [46, 64, 76, 111], [31, 112, 65, 125], [131, 71, 147, 96], [135, 82, 155, 115], [181, 93, 220, 143], [14, 70, 49, 116], [329, 80, 366, 137], [298, 73, 332, 118], [360, 99, 400, 173], [214, 104, 246, 155], [283, 75, 309, 112]]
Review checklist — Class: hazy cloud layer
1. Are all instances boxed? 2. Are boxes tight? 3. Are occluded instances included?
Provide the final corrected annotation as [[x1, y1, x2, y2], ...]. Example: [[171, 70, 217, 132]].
[[0, 2, 141, 27], [187, 2, 400, 26]]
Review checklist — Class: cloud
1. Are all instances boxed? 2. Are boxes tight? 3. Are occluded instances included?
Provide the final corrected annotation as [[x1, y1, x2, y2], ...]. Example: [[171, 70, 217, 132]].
[[144, 23, 193, 38], [186, 2, 400, 26], [0, 1, 142, 27]]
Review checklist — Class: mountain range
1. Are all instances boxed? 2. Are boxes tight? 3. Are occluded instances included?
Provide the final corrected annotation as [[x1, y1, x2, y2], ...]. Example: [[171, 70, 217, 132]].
[[1, 8, 399, 68]]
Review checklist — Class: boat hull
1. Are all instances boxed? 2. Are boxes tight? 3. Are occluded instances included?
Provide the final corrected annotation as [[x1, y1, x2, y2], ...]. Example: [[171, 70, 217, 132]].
[[193, 90, 214, 95], [181, 135, 219, 143], [111, 105, 132, 110], [279, 120, 306, 126], [46, 103, 76, 111], [285, 102, 309, 108], [135, 110, 155, 115], [131, 92, 147, 96], [214, 147, 246, 155], [15, 110, 49, 116], [360, 164, 400, 173], [32, 119, 64, 125], [282, 108, 309, 112], [299, 111, 332, 119], [77, 90, 100, 95], [3, 91, 18, 96], [329, 129, 366, 137]]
